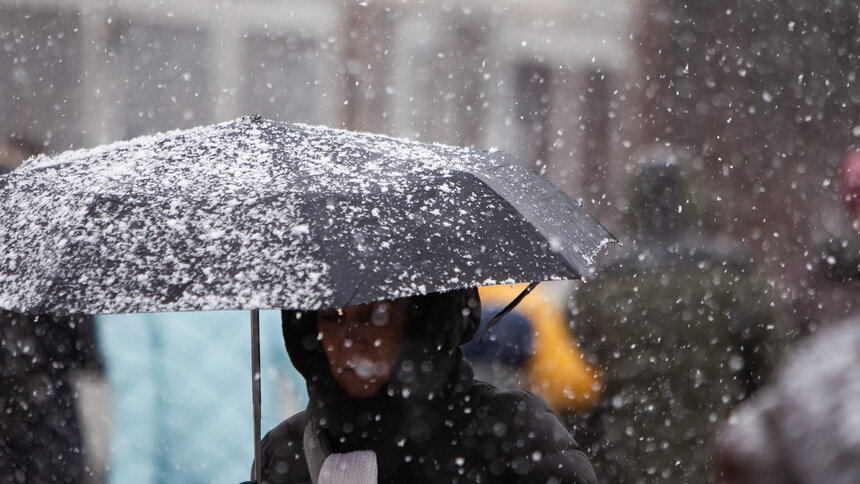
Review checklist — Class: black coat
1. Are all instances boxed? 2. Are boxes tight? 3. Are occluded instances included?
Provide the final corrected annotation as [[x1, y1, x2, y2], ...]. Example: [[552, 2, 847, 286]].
[[257, 289, 596, 484], [0, 311, 102, 483]]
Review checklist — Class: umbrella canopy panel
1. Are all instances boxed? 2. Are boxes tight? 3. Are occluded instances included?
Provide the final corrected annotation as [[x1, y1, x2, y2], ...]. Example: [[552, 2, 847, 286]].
[[0, 116, 613, 315]]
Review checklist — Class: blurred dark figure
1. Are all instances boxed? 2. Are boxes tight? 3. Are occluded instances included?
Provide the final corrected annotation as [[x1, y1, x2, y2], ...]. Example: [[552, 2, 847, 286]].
[[841, 149, 860, 224], [717, 318, 860, 484], [571, 147, 794, 483], [1, 140, 105, 483], [795, 149, 860, 333]]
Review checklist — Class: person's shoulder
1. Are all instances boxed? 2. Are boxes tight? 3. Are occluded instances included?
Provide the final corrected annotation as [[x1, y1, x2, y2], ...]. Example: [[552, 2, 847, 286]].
[[467, 382, 598, 483], [263, 411, 307, 445], [260, 412, 309, 483], [469, 382, 566, 437], [470, 381, 550, 413]]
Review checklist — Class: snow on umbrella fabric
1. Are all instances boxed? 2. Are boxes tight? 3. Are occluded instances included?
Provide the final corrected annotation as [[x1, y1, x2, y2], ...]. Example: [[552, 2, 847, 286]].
[[0, 115, 613, 316], [0, 116, 613, 483]]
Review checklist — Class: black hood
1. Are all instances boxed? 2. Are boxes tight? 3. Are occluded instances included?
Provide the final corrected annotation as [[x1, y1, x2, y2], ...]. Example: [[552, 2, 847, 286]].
[[281, 288, 480, 453]]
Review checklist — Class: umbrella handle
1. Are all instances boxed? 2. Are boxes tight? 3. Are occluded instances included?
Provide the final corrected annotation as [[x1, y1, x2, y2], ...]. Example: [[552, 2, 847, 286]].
[[476, 281, 540, 345], [251, 310, 262, 483]]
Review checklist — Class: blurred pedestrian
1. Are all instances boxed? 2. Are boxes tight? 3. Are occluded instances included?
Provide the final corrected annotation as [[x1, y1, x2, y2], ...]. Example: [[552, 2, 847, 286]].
[[717, 317, 860, 484], [1, 140, 106, 483], [842, 149, 860, 224], [571, 148, 794, 483], [257, 289, 597, 483], [794, 148, 860, 333], [463, 283, 601, 416], [97, 310, 305, 484]]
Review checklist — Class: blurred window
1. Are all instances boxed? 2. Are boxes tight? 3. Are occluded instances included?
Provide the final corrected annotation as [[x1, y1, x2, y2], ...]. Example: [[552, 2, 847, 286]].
[[343, 3, 392, 132], [241, 33, 321, 124], [514, 62, 552, 171], [580, 69, 611, 196], [112, 20, 213, 138]]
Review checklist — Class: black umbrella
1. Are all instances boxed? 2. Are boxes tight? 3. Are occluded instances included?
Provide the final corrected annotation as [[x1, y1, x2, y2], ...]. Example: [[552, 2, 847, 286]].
[[0, 115, 614, 481]]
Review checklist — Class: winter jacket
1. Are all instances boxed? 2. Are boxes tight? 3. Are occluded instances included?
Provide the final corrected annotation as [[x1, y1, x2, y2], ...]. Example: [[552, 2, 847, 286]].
[[257, 288, 597, 484], [574, 243, 792, 483], [570, 159, 794, 483], [0, 311, 102, 483]]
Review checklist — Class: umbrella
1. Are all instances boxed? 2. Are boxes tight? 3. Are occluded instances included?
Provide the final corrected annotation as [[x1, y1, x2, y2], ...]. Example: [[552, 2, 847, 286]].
[[0, 115, 614, 481]]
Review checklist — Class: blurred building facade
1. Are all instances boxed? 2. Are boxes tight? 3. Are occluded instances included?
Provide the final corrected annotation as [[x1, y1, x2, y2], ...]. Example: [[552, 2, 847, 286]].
[[0, 0, 636, 202], [3, 0, 859, 309], [634, 0, 860, 325]]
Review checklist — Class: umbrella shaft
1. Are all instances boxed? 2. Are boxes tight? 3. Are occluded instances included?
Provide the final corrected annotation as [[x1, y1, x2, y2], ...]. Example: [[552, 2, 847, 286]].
[[251, 310, 262, 483]]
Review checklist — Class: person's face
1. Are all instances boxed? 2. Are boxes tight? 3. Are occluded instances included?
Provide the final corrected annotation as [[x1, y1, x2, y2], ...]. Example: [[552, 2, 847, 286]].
[[317, 299, 410, 398]]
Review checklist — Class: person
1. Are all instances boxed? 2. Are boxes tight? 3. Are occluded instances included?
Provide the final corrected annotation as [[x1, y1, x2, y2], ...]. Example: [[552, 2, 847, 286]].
[[794, 148, 860, 333], [571, 150, 793, 482], [256, 288, 597, 483], [842, 148, 860, 224], [1, 139, 107, 483], [97, 310, 305, 484], [717, 317, 860, 484], [1, 311, 104, 484]]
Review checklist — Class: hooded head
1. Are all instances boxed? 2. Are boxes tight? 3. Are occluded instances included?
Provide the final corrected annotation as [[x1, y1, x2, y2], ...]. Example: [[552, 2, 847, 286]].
[[281, 288, 480, 451]]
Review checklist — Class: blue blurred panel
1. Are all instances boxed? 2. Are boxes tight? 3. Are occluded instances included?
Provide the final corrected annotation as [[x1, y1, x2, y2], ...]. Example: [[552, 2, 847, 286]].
[[97, 310, 306, 484], [463, 304, 533, 368]]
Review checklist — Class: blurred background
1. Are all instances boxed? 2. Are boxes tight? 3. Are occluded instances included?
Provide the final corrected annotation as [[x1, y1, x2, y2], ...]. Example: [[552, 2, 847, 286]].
[[2, 0, 858, 293], [1, 0, 859, 483]]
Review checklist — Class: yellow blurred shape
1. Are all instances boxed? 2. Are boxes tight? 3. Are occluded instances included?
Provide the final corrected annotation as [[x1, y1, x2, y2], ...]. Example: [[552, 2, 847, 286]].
[[478, 283, 602, 414]]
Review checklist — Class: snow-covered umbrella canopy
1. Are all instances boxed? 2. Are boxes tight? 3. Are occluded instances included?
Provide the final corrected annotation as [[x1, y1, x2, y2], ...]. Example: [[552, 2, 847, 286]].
[[0, 115, 613, 316]]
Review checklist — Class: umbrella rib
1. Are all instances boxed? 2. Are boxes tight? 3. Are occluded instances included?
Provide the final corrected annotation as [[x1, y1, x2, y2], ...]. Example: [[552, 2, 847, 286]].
[[462, 158, 617, 273], [341, 272, 369, 309]]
